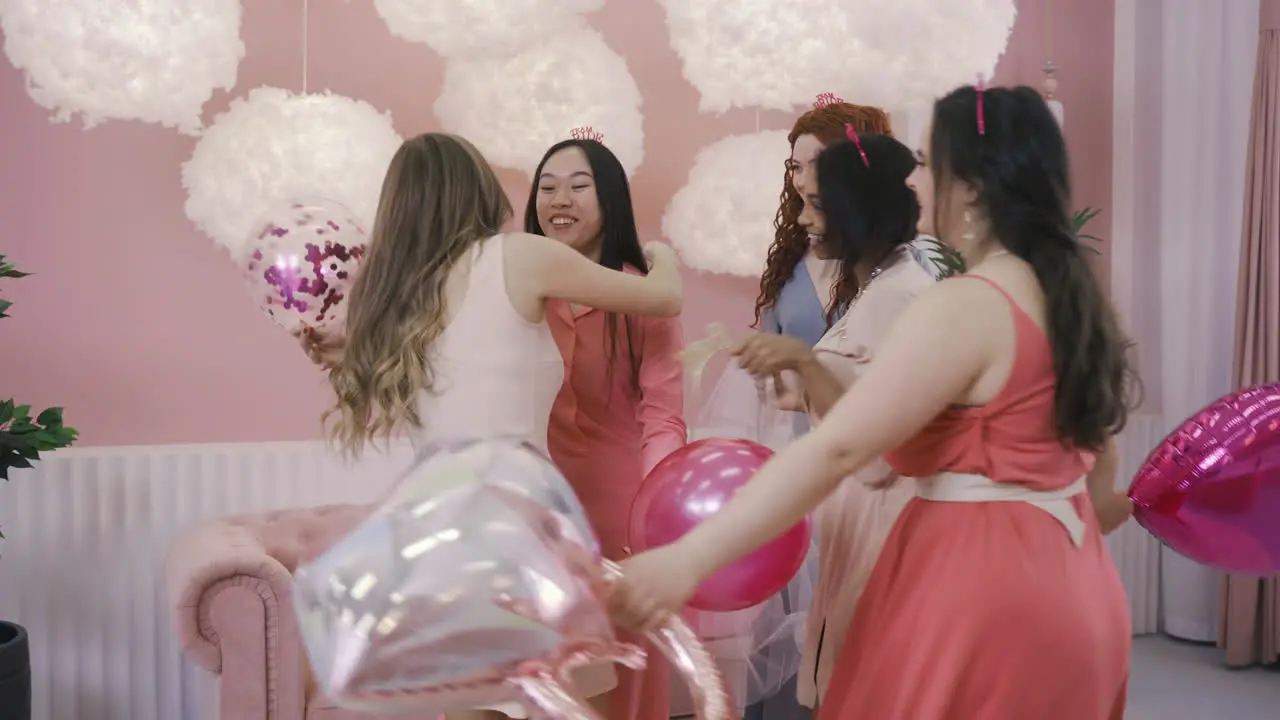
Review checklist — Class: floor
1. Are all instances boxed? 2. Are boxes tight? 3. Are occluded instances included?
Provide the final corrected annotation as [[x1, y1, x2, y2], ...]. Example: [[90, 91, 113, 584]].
[[1128, 635, 1278, 719]]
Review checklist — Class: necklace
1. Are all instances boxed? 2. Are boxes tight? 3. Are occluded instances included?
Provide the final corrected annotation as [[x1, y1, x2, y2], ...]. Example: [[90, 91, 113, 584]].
[[837, 257, 892, 340]]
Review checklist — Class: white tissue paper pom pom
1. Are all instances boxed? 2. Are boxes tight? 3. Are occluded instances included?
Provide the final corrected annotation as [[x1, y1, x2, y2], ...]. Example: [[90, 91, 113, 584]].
[[371, 0, 603, 59], [0, 0, 245, 134], [182, 87, 402, 258], [663, 131, 791, 277], [434, 26, 644, 177], [854, 0, 1017, 109], [658, 0, 1015, 112], [657, 0, 850, 113]]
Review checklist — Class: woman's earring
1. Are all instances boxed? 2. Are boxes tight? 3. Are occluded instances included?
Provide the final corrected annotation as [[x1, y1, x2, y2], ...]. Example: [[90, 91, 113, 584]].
[[961, 209, 976, 243]]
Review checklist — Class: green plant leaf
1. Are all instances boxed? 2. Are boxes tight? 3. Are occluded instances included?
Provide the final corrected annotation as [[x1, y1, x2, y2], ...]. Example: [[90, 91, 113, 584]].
[[0, 400, 13, 425], [36, 407, 64, 428], [0, 255, 30, 279]]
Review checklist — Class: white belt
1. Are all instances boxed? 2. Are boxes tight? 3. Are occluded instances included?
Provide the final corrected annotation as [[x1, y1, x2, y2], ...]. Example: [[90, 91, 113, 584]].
[[916, 472, 1088, 548]]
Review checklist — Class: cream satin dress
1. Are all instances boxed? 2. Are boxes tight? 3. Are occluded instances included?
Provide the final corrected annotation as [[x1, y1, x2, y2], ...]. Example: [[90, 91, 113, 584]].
[[796, 251, 934, 708]]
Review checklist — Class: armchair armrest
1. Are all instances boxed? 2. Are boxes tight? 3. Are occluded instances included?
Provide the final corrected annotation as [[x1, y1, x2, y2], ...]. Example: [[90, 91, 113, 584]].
[[165, 518, 308, 719]]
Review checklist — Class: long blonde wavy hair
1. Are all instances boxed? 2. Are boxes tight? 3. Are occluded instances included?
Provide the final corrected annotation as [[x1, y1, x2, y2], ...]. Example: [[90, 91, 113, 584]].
[[325, 133, 512, 457]]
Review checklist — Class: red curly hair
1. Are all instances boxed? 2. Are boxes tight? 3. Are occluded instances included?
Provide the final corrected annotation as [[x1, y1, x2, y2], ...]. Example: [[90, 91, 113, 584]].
[[753, 102, 894, 327]]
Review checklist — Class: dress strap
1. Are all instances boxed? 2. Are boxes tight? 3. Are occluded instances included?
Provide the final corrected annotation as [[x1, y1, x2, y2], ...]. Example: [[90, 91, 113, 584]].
[[955, 273, 1018, 304]]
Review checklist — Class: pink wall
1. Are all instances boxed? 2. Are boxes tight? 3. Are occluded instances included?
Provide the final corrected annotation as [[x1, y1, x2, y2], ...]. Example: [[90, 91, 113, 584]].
[[0, 0, 1113, 447]]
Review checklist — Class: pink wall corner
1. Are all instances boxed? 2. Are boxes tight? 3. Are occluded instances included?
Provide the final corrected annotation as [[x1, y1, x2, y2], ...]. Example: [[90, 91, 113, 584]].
[[0, 0, 1114, 447], [994, 0, 1116, 286]]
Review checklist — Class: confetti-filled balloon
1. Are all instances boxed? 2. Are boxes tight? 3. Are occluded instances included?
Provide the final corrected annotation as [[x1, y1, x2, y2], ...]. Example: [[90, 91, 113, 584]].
[[244, 198, 367, 335]]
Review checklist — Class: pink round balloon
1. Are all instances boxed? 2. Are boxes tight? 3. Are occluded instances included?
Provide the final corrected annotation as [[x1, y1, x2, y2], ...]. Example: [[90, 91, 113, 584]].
[[628, 438, 812, 612], [1129, 382, 1280, 575]]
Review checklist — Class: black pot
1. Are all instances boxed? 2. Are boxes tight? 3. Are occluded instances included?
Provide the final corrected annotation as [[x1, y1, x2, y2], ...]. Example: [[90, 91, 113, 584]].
[[0, 621, 30, 720]]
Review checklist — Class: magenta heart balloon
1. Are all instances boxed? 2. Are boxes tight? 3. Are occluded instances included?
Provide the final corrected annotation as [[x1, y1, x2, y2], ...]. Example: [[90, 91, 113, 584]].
[[1128, 383, 1280, 575]]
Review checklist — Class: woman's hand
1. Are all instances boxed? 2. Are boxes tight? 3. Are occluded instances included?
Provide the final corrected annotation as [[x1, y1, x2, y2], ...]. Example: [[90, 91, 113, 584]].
[[642, 242, 678, 270], [768, 373, 807, 411], [1095, 491, 1134, 535], [293, 326, 344, 370], [608, 544, 705, 632], [733, 333, 815, 376]]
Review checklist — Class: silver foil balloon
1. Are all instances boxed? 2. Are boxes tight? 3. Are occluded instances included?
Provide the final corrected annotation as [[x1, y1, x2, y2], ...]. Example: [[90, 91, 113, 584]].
[[294, 436, 730, 720]]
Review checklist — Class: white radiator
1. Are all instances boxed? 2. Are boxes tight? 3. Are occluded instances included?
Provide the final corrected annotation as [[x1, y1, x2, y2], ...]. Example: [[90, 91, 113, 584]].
[[0, 441, 415, 720], [0, 435, 1169, 720]]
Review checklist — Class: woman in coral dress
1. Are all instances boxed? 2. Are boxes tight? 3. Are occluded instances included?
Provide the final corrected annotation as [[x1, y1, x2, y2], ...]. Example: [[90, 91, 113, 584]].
[[525, 138, 686, 720], [733, 133, 933, 708], [610, 85, 1136, 719]]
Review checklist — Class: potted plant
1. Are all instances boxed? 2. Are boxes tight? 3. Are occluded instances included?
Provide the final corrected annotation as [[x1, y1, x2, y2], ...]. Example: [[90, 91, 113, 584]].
[[0, 255, 78, 720], [920, 206, 1105, 279]]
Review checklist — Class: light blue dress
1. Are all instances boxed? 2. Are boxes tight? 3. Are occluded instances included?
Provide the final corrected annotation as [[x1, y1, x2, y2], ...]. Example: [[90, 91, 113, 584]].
[[760, 259, 835, 437]]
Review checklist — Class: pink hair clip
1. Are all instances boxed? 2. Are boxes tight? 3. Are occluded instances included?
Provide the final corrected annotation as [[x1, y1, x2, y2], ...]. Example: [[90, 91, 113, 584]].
[[813, 92, 845, 109], [845, 124, 869, 167], [570, 126, 604, 142], [975, 74, 987, 136]]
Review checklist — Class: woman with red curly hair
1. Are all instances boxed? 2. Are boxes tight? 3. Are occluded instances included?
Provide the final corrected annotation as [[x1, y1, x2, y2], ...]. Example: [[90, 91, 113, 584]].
[[753, 101, 896, 433]]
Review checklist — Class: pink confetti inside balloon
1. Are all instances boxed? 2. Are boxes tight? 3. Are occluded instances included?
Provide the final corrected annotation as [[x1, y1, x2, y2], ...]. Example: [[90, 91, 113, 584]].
[[1129, 383, 1280, 575], [244, 198, 367, 335]]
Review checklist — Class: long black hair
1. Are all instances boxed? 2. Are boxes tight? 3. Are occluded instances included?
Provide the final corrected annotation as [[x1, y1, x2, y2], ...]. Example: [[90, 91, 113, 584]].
[[524, 139, 645, 388], [930, 84, 1135, 451], [816, 134, 921, 323]]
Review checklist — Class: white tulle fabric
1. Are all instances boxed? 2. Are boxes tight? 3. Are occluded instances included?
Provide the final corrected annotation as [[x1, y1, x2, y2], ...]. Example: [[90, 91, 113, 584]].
[[686, 364, 814, 708]]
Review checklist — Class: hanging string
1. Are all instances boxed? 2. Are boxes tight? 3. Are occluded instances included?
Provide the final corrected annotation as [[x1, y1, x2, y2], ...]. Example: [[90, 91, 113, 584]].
[[301, 0, 310, 94], [755, 110, 760, 133]]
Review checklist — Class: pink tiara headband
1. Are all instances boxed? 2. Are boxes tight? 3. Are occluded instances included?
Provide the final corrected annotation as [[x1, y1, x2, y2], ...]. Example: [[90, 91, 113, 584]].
[[570, 126, 604, 142], [813, 92, 845, 109], [975, 74, 987, 136], [844, 124, 869, 167]]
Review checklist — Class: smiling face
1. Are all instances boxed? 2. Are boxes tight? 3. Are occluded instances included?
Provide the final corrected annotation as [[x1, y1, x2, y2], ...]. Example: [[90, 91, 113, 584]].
[[798, 172, 830, 259], [534, 146, 604, 258]]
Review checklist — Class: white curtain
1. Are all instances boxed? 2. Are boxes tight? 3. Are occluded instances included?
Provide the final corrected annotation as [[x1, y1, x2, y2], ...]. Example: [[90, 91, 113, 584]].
[[1110, 0, 1259, 640]]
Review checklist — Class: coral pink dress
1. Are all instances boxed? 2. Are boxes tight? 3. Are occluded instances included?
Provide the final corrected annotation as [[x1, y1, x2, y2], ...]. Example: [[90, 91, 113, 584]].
[[798, 253, 932, 708], [546, 290, 686, 720], [818, 277, 1130, 719]]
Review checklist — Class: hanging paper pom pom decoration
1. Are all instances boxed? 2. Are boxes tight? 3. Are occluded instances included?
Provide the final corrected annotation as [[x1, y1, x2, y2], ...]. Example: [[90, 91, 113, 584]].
[[663, 131, 790, 277], [0, 0, 245, 134], [434, 26, 645, 177], [370, 0, 603, 60], [657, 0, 848, 113], [244, 198, 367, 335], [182, 87, 402, 259], [852, 0, 1017, 109], [658, 0, 1016, 112]]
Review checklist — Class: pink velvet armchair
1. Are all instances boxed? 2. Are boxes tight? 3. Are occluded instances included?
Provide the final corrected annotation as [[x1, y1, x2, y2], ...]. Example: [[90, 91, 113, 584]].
[[165, 504, 439, 720]]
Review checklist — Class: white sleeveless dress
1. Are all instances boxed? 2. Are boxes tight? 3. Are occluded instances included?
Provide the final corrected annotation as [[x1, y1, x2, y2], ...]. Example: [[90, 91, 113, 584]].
[[411, 234, 618, 716]]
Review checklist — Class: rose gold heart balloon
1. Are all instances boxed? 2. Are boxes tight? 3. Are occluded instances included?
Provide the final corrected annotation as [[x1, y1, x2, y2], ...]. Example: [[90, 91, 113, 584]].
[[294, 437, 730, 720]]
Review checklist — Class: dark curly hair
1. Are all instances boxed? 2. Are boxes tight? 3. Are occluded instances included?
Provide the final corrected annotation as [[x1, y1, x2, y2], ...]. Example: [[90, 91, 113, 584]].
[[930, 84, 1136, 451], [815, 134, 921, 324], [752, 103, 894, 327]]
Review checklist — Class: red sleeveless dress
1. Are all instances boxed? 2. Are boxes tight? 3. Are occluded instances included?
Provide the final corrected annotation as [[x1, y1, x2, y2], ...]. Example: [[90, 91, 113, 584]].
[[817, 277, 1131, 719]]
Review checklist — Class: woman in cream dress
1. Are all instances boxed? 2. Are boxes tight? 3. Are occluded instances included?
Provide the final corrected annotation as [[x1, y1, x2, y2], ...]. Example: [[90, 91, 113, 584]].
[[732, 131, 933, 708]]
